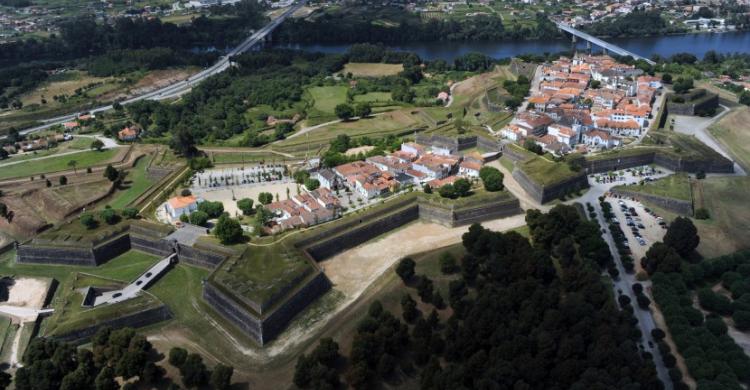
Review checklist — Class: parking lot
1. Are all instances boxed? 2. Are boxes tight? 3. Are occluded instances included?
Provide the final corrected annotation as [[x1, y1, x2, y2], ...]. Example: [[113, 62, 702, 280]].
[[606, 195, 667, 273]]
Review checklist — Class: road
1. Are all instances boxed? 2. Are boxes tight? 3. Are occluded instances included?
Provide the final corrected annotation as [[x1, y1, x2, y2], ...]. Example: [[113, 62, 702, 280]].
[[7, 2, 306, 139], [553, 21, 655, 65]]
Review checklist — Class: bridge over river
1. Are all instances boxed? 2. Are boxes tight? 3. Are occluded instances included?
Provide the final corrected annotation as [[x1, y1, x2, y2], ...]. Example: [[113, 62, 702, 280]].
[[554, 21, 656, 65]]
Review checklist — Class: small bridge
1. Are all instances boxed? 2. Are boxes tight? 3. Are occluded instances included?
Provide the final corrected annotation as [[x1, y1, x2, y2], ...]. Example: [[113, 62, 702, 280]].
[[554, 21, 656, 65]]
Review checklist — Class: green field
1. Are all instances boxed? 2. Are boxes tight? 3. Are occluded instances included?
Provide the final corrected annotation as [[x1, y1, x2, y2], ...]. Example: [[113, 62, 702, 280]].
[[519, 155, 581, 186], [353, 92, 393, 103], [342, 63, 403, 77], [91, 250, 161, 281], [709, 106, 750, 171], [308, 86, 348, 115], [0, 137, 90, 165], [106, 154, 155, 209], [614, 173, 692, 201], [0, 148, 120, 180]]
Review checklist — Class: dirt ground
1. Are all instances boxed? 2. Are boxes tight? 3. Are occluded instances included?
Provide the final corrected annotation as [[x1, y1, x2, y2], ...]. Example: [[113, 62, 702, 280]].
[[342, 63, 404, 77], [194, 181, 299, 217], [6, 277, 49, 310], [344, 145, 375, 156], [103, 68, 197, 101]]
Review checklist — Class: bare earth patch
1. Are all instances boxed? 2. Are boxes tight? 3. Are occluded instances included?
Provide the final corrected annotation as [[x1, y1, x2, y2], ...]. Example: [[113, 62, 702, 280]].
[[343, 63, 404, 77], [194, 181, 299, 217], [6, 277, 49, 309], [344, 145, 374, 156]]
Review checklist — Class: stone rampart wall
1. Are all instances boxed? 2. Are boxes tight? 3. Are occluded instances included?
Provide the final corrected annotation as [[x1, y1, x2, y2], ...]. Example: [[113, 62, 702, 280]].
[[177, 244, 226, 270], [477, 136, 502, 152], [584, 150, 734, 175], [53, 305, 173, 345], [513, 169, 588, 204], [91, 234, 131, 264], [452, 199, 522, 226], [305, 204, 420, 261], [203, 281, 264, 342], [17, 246, 96, 266], [130, 234, 174, 258], [502, 144, 530, 163], [261, 272, 330, 344], [585, 152, 657, 174], [610, 189, 693, 216]]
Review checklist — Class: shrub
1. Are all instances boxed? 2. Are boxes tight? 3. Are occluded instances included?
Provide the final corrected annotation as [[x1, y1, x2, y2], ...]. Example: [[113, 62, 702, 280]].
[[438, 184, 456, 199], [694, 208, 710, 220], [395, 257, 416, 282], [236, 198, 254, 215], [99, 208, 119, 225], [168, 347, 188, 367], [80, 213, 98, 230], [189, 211, 209, 227], [214, 214, 243, 244], [180, 189, 192, 196], [439, 252, 457, 274], [304, 178, 320, 191], [122, 208, 138, 219]]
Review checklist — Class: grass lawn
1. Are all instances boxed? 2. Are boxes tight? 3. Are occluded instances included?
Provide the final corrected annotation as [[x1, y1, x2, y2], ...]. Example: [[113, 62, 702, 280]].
[[0, 316, 12, 358], [307, 86, 348, 115], [92, 250, 161, 282], [694, 176, 750, 257], [353, 92, 393, 103], [106, 154, 155, 209], [709, 106, 750, 171], [0, 137, 90, 166], [343, 63, 403, 77], [0, 148, 120, 180], [614, 173, 692, 201], [519, 155, 581, 186]]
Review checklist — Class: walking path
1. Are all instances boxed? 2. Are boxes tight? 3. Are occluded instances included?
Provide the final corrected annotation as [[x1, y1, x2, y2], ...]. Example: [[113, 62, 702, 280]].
[[0, 134, 121, 168], [92, 254, 175, 306]]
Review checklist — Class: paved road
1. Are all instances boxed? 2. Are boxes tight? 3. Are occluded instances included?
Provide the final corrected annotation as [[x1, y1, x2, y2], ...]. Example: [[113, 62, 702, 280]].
[[6, 2, 306, 139], [93, 254, 175, 306]]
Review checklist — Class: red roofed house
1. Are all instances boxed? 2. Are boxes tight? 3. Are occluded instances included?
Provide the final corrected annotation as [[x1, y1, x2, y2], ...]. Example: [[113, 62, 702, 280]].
[[118, 126, 140, 142], [165, 195, 204, 220]]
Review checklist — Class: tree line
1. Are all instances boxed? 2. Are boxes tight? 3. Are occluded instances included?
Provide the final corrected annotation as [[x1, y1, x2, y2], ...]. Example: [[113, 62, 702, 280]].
[[295, 205, 662, 389]]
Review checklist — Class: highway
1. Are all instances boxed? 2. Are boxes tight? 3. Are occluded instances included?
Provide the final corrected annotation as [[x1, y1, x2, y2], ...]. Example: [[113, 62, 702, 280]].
[[554, 21, 656, 65], [11, 1, 305, 138]]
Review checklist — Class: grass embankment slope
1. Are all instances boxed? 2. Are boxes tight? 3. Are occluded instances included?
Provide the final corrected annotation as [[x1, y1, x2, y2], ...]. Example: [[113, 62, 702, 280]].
[[614, 173, 692, 201], [307, 85, 348, 117], [709, 106, 750, 172], [506, 144, 581, 186], [106, 153, 156, 209], [0, 148, 120, 180]]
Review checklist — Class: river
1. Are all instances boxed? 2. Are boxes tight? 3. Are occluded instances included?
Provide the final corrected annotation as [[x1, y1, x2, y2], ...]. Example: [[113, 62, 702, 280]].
[[274, 31, 750, 61]]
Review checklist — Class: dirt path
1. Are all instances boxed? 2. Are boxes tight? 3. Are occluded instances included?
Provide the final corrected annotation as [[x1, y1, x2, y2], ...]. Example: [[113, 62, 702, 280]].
[[9, 322, 23, 367], [198, 146, 296, 159], [651, 300, 697, 389]]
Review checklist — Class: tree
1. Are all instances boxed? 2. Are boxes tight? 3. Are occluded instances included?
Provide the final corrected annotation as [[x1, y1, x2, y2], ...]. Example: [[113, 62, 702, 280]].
[[590, 80, 601, 89], [181, 189, 192, 197], [641, 242, 683, 275], [171, 127, 198, 157], [180, 353, 208, 388], [122, 208, 138, 219], [664, 216, 700, 257], [396, 257, 416, 282], [523, 139, 543, 155], [214, 214, 243, 244], [59, 175, 68, 185], [0, 203, 7, 220], [258, 192, 273, 205], [661, 73, 673, 84], [210, 364, 234, 390], [334, 104, 354, 121], [80, 213, 97, 230], [195, 201, 222, 218], [354, 102, 372, 118], [99, 208, 119, 225], [733, 310, 750, 331], [438, 184, 456, 199], [94, 366, 118, 390], [417, 276, 434, 303], [168, 347, 188, 367], [237, 198, 254, 215], [401, 293, 419, 323], [103, 164, 119, 182], [479, 166, 504, 191], [740, 91, 750, 107], [67, 160, 78, 175], [694, 208, 710, 220], [453, 178, 471, 197], [90, 139, 105, 151], [423, 183, 432, 194], [673, 77, 694, 94], [304, 178, 320, 191], [189, 211, 209, 227], [46, 179, 52, 187], [439, 252, 457, 274], [0, 148, 8, 160]]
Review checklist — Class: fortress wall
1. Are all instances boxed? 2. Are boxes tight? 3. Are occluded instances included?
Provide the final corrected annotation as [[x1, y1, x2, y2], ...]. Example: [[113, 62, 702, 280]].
[[260, 272, 331, 345], [610, 189, 693, 216], [304, 204, 420, 261], [176, 244, 226, 270], [16, 246, 97, 266], [53, 305, 173, 345], [513, 169, 588, 204], [203, 281, 264, 343]]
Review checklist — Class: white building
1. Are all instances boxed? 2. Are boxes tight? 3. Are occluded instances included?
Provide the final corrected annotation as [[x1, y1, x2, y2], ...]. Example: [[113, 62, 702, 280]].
[[165, 195, 203, 220]]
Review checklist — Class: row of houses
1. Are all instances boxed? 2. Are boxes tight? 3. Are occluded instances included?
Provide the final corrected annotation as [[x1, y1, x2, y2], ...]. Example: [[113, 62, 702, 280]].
[[314, 142, 487, 200], [500, 54, 661, 155], [2, 133, 74, 154], [265, 188, 341, 233]]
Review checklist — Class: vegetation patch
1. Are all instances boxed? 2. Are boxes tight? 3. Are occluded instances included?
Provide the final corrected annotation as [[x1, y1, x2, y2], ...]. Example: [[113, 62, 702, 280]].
[[518, 155, 581, 186], [308, 86, 348, 116], [0, 148, 120, 180], [342, 63, 403, 77], [614, 173, 692, 201]]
